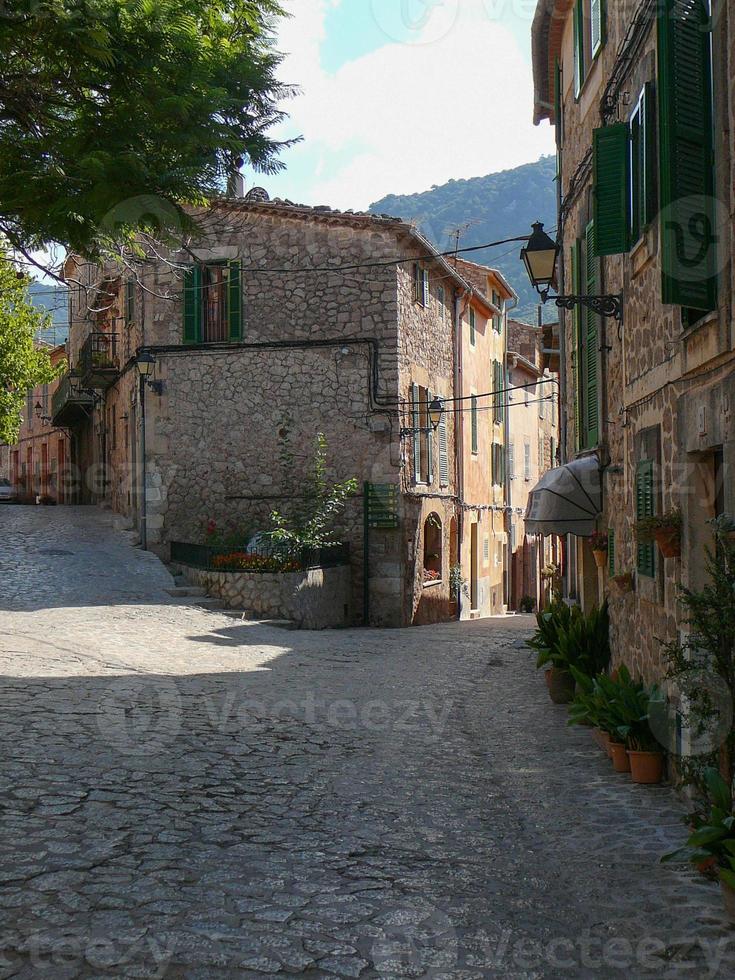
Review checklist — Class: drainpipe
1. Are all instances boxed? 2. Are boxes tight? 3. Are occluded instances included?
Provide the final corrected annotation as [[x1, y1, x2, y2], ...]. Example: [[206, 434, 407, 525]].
[[504, 294, 518, 611], [139, 374, 147, 550], [454, 287, 470, 619]]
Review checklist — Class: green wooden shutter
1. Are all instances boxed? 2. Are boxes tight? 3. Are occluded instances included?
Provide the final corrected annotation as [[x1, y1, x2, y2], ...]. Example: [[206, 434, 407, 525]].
[[554, 57, 563, 142], [644, 81, 658, 226], [657, 0, 716, 311], [593, 124, 630, 255], [636, 460, 655, 577], [471, 395, 478, 453], [227, 260, 242, 341], [573, 0, 584, 98], [584, 222, 600, 448], [608, 527, 615, 577], [469, 308, 476, 345], [411, 384, 421, 482], [183, 266, 202, 344], [571, 240, 582, 452], [438, 404, 449, 486]]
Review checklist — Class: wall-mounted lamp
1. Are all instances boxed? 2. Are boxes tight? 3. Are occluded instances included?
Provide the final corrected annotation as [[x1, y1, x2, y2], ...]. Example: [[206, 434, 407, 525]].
[[400, 396, 445, 438], [136, 351, 164, 395], [520, 222, 623, 323], [34, 401, 52, 426]]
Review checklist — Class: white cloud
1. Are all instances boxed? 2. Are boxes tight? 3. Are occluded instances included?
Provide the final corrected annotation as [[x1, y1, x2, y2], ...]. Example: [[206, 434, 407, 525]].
[[272, 0, 555, 210]]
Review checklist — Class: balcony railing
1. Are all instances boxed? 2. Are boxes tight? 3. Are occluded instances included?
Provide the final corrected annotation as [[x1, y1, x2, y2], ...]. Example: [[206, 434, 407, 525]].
[[80, 332, 120, 389], [51, 372, 94, 427]]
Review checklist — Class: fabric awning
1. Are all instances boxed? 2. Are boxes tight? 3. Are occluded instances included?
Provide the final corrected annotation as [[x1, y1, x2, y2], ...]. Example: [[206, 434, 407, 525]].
[[525, 455, 602, 537]]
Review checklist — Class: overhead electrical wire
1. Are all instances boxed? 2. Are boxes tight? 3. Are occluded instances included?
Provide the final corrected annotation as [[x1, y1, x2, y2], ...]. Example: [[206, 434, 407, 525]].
[[19, 231, 553, 299]]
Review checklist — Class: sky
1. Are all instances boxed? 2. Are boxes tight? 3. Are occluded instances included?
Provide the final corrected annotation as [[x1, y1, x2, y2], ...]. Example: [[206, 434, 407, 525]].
[[259, 0, 555, 210]]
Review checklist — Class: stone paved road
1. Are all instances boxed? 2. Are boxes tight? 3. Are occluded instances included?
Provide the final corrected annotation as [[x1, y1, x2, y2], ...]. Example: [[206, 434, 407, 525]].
[[1, 506, 734, 979]]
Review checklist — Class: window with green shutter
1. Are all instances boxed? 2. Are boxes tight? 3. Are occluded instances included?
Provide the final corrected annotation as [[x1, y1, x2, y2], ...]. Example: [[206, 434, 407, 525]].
[[183, 266, 202, 344], [636, 459, 656, 577], [571, 240, 582, 452], [493, 361, 505, 424], [227, 260, 242, 341], [583, 222, 600, 449], [590, 0, 606, 57], [593, 124, 630, 255], [573, 0, 584, 98], [471, 395, 478, 454], [630, 83, 657, 244], [469, 308, 476, 346], [608, 527, 615, 577], [554, 59, 563, 176], [657, 0, 716, 312]]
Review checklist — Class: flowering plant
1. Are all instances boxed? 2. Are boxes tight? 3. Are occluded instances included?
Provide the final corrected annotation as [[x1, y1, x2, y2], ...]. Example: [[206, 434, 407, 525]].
[[424, 568, 441, 583], [590, 531, 609, 552], [211, 552, 302, 573]]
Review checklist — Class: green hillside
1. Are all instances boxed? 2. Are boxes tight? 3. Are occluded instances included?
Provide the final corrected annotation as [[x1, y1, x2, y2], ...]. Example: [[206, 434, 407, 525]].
[[370, 156, 557, 322]]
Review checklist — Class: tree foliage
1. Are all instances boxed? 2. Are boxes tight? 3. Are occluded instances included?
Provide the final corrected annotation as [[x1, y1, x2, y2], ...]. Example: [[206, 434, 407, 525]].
[[0, 252, 61, 443], [269, 426, 358, 550], [0, 0, 295, 260]]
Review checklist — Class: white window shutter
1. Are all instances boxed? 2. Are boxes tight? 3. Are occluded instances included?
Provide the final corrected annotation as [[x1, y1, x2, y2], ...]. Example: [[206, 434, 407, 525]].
[[411, 384, 421, 482], [438, 401, 449, 486], [591, 0, 602, 56]]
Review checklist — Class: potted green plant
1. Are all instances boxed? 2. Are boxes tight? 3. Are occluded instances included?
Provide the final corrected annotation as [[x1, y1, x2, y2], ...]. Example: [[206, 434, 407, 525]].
[[590, 531, 609, 570], [528, 602, 611, 705], [634, 507, 682, 559], [662, 768, 735, 922], [612, 668, 666, 783]]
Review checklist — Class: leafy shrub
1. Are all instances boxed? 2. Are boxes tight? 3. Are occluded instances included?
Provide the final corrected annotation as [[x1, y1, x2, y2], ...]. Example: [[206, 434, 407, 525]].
[[527, 600, 610, 676]]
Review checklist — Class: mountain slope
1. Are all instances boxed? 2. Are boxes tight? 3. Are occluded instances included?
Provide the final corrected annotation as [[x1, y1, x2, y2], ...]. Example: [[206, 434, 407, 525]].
[[370, 156, 557, 321]]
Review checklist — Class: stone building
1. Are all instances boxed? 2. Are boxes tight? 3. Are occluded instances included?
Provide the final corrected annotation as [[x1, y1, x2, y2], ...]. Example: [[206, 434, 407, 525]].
[[4, 343, 70, 504], [56, 195, 515, 626], [531, 0, 735, 677], [506, 318, 560, 611]]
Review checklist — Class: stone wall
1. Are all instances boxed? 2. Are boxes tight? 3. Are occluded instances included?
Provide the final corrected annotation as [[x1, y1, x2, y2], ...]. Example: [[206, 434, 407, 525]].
[[181, 562, 352, 630], [550, 0, 735, 682]]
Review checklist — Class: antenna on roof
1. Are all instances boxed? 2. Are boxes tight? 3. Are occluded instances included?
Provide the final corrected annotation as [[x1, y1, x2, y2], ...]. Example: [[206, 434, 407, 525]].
[[444, 219, 480, 266]]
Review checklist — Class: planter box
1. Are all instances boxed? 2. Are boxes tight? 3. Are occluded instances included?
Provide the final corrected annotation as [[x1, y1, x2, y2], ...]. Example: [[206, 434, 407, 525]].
[[181, 563, 352, 630]]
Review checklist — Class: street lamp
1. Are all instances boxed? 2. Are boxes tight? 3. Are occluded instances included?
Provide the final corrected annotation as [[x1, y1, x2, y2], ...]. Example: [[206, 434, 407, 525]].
[[136, 351, 163, 395], [520, 221, 623, 323], [428, 396, 445, 431], [136, 351, 156, 379], [34, 401, 52, 426]]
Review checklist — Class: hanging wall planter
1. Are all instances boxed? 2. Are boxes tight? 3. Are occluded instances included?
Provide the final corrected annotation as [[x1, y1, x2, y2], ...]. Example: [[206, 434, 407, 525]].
[[610, 573, 634, 596], [635, 508, 682, 560]]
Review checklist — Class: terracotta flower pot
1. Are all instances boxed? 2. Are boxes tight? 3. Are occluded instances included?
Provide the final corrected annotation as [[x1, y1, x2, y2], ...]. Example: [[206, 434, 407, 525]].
[[697, 855, 717, 877], [720, 881, 735, 923], [544, 668, 552, 689], [610, 574, 634, 596], [628, 750, 664, 784], [592, 549, 607, 569], [592, 728, 606, 750], [654, 526, 681, 559], [548, 667, 575, 704], [609, 741, 631, 773]]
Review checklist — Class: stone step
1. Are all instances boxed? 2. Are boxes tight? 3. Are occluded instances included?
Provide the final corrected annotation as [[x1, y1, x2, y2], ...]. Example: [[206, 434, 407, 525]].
[[165, 586, 208, 598]]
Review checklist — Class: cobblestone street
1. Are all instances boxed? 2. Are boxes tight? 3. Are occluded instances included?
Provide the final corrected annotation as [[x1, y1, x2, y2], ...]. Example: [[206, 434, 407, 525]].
[[1, 506, 734, 978]]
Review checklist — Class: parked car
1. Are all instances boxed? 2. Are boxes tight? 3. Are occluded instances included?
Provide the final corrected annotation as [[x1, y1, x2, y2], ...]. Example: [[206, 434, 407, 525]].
[[0, 478, 18, 503]]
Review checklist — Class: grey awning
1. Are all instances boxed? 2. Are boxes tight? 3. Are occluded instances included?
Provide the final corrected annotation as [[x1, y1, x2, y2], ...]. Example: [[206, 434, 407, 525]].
[[525, 455, 602, 537]]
